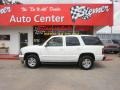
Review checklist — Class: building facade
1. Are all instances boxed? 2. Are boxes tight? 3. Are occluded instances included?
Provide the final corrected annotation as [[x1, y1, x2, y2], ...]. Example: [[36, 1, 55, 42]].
[[0, 0, 115, 54]]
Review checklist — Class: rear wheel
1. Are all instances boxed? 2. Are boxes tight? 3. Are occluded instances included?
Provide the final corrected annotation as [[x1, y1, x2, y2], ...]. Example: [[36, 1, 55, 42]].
[[78, 55, 94, 70], [25, 54, 40, 69]]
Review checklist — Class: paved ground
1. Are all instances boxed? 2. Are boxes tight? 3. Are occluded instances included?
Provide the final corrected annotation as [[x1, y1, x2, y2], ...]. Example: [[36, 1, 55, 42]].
[[0, 54, 120, 90]]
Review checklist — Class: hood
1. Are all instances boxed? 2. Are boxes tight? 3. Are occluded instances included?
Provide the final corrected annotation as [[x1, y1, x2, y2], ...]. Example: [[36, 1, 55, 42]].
[[20, 45, 43, 52]]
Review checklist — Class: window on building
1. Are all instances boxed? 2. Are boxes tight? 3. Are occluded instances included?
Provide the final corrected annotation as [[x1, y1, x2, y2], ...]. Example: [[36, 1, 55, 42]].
[[0, 35, 10, 40]]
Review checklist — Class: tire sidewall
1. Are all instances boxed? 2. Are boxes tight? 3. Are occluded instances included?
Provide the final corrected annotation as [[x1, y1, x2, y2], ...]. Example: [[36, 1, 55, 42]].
[[25, 54, 40, 68], [79, 56, 94, 70]]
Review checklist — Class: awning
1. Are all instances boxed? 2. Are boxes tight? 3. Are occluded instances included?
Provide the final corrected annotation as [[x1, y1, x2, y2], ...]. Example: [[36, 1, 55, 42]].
[[0, 4, 113, 26]]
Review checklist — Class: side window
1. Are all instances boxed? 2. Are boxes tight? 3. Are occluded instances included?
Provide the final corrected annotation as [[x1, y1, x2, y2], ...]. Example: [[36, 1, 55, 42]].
[[46, 37, 63, 46], [66, 37, 80, 46], [82, 36, 103, 45]]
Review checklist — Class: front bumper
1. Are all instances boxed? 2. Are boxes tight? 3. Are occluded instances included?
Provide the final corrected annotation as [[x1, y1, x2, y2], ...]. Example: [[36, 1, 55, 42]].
[[19, 55, 24, 64]]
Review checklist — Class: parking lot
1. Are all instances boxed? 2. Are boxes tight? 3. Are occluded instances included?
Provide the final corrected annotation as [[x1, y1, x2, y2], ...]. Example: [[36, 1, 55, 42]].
[[0, 54, 120, 90]]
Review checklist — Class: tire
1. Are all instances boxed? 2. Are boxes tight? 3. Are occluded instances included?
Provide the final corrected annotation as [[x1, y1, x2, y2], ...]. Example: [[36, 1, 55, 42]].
[[78, 55, 94, 70], [25, 54, 40, 69]]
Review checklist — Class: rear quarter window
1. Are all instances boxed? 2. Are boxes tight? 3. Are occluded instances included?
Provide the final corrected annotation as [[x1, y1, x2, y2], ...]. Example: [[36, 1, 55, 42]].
[[82, 36, 103, 45]]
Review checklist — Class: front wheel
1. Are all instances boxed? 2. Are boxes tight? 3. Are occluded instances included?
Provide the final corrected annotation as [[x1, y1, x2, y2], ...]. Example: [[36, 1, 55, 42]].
[[25, 54, 40, 69], [78, 56, 94, 70]]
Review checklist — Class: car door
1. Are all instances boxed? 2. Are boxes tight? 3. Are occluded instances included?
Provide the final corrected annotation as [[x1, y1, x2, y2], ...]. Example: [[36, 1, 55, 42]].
[[63, 36, 81, 62], [40, 36, 65, 62]]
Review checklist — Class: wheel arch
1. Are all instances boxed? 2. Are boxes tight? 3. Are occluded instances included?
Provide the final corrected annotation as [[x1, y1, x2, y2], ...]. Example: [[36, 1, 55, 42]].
[[24, 52, 40, 61], [78, 53, 95, 62]]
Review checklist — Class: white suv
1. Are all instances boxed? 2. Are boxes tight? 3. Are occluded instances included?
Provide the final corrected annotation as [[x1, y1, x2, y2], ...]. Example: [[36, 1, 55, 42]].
[[19, 35, 105, 70]]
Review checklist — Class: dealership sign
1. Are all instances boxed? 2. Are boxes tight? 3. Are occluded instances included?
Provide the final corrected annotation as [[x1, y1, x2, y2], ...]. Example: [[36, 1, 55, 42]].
[[0, 4, 113, 26]]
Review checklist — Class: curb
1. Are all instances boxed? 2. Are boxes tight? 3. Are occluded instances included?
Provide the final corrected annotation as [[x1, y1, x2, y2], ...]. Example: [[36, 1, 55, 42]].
[[0, 54, 18, 60]]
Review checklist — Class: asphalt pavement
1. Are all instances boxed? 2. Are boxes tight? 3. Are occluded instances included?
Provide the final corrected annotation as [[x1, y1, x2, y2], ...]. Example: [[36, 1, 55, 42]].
[[0, 54, 120, 90]]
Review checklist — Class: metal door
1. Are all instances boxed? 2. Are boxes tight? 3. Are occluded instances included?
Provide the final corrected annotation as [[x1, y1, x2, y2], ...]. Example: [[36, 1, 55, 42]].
[[20, 33, 28, 48]]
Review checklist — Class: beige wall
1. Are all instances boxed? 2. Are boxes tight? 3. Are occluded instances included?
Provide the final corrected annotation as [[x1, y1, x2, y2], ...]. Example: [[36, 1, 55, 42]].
[[0, 26, 33, 54]]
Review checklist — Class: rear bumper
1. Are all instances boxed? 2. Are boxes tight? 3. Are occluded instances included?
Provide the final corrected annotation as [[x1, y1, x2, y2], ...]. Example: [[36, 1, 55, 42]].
[[95, 55, 107, 61], [95, 55, 105, 61]]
